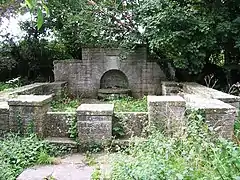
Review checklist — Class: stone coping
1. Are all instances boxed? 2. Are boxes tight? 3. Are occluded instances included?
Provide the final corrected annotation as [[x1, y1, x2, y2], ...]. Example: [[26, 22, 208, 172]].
[[161, 81, 183, 87], [0, 101, 9, 110], [8, 95, 52, 106], [184, 94, 236, 112], [98, 88, 131, 94], [47, 112, 76, 115], [148, 95, 185, 103], [183, 82, 240, 102], [77, 104, 114, 116]]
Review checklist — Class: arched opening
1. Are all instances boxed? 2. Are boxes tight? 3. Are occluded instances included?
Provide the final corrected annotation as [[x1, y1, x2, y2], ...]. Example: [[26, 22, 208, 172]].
[[100, 70, 129, 89]]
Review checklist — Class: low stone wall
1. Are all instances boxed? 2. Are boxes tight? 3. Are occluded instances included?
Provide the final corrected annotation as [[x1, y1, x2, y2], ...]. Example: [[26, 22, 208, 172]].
[[46, 112, 76, 138], [184, 94, 237, 138], [183, 82, 240, 108], [114, 112, 148, 138]]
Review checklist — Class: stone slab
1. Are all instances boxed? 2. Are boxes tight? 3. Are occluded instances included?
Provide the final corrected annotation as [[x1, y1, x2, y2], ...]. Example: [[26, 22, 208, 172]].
[[148, 95, 185, 102], [77, 104, 114, 116], [183, 82, 240, 105], [184, 94, 236, 112], [8, 95, 52, 106]]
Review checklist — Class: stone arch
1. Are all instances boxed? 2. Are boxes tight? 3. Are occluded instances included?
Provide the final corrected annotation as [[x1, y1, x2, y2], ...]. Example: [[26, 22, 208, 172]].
[[100, 69, 129, 89]]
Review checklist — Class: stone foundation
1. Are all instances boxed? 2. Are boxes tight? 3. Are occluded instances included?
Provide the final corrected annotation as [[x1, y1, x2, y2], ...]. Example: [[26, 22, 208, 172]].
[[77, 104, 114, 142]]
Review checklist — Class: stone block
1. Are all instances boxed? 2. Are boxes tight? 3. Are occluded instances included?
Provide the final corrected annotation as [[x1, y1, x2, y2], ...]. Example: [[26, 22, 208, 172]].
[[77, 104, 114, 116], [148, 95, 186, 136], [8, 95, 52, 137], [77, 103, 114, 142]]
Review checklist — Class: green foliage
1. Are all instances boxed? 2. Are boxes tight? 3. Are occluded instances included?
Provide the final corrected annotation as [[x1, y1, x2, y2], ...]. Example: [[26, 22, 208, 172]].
[[91, 165, 101, 180], [0, 77, 21, 92], [0, 134, 57, 180], [51, 96, 80, 112], [67, 116, 78, 140], [108, 96, 147, 112], [110, 111, 240, 179]]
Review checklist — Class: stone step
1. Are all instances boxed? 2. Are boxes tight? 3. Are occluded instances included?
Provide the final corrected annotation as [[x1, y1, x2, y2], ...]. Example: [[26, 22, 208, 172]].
[[45, 137, 78, 152]]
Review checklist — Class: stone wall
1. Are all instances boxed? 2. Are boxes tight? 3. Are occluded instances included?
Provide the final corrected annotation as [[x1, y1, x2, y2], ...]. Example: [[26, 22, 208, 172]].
[[54, 47, 166, 98], [114, 112, 148, 138], [184, 94, 237, 139], [46, 112, 76, 137]]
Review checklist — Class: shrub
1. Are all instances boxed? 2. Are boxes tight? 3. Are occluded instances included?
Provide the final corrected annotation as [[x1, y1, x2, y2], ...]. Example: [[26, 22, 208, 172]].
[[110, 111, 240, 179], [0, 134, 59, 180]]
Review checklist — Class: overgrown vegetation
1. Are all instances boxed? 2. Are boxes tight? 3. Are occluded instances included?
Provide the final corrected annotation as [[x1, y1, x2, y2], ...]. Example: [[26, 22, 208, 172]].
[[0, 134, 61, 180], [110, 111, 240, 179], [0, 77, 21, 92], [108, 96, 147, 112], [51, 96, 80, 112]]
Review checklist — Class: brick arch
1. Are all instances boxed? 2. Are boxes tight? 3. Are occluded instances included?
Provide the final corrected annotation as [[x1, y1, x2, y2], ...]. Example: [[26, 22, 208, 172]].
[[100, 69, 129, 89]]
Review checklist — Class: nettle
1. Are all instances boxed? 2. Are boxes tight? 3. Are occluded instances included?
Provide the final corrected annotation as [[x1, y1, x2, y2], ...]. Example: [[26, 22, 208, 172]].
[[110, 111, 240, 179]]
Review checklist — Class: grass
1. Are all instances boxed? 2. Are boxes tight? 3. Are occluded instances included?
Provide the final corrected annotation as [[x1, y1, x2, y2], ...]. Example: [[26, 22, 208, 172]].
[[107, 96, 147, 112], [109, 111, 240, 179], [0, 134, 59, 180], [51, 95, 147, 112], [51, 96, 80, 112]]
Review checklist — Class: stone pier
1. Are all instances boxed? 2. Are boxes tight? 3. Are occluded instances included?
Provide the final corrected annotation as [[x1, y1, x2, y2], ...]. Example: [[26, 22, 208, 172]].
[[77, 104, 114, 142], [8, 95, 52, 137], [148, 96, 186, 136]]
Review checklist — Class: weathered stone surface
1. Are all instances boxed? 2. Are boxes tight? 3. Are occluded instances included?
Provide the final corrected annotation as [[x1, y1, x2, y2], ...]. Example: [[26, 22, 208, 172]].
[[42, 81, 67, 98], [8, 95, 52, 137], [148, 95, 186, 136], [183, 82, 240, 108], [161, 81, 184, 95], [77, 104, 114, 142], [54, 47, 166, 98], [77, 104, 114, 116], [183, 94, 237, 139], [46, 112, 76, 137], [8, 95, 52, 106], [0, 102, 9, 135], [114, 112, 148, 138]]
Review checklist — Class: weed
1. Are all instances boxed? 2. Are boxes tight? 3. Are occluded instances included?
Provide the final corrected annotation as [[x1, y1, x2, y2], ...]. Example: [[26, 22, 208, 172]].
[[110, 111, 240, 179], [108, 96, 147, 112]]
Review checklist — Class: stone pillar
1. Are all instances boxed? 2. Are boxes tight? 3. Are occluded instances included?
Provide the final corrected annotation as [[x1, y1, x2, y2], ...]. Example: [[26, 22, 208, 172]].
[[0, 102, 9, 136], [8, 95, 52, 137], [148, 96, 186, 136], [77, 104, 114, 142]]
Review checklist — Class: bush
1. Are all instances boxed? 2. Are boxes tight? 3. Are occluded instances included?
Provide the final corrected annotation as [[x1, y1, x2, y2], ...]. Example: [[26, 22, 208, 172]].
[[110, 111, 240, 179], [0, 134, 59, 180]]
